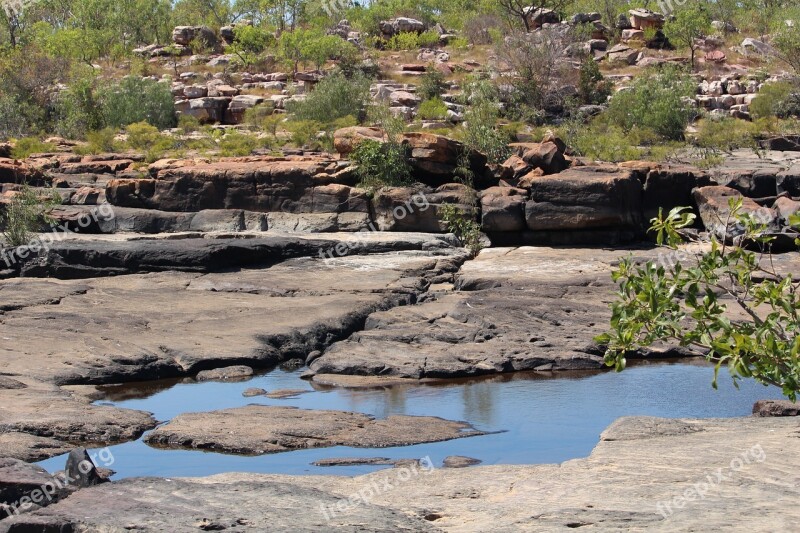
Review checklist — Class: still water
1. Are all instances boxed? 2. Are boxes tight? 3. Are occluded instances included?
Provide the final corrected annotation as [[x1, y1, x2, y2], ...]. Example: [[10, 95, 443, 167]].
[[38, 360, 783, 478]]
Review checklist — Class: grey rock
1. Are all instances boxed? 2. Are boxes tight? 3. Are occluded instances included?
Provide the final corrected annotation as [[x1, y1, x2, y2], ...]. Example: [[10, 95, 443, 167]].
[[196, 366, 254, 382], [145, 405, 486, 455]]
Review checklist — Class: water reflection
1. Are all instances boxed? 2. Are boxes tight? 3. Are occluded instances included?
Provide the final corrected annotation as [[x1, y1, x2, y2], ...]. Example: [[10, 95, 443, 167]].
[[38, 359, 782, 479]]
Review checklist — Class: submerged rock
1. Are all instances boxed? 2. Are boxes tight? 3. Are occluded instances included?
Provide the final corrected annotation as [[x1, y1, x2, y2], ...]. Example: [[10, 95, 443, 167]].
[[196, 366, 254, 382]]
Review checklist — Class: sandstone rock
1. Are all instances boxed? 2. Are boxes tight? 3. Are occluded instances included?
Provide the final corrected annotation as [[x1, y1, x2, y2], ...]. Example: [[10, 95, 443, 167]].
[[693, 185, 779, 239], [196, 365, 254, 382], [606, 43, 640, 65], [775, 196, 800, 224], [107, 157, 367, 214], [443, 456, 482, 468], [145, 405, 485, 454], [242, 388, 267, 398], [480, 187, 527, 232], [312, 457, 395, 467], [508, 142, 568, 175], [0, 159, 46, 185], [333, 127, 385, 155], [265, 389, 311, 399], [752, 399, 800, 417], [777, 166, 800, 196], [740, 37, 776, 56], [309, 247, 687, 382], [64, 448, 106, 488], [525, 166, 642, 231], [172, 26, 216, 48], [629, 9, 665, 30], [379, 17, 426, 37]]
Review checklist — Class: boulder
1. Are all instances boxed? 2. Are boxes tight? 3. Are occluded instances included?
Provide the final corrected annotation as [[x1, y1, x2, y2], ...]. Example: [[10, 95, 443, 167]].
[[692, 186, 779, 239], [524, 7, 560, 30], [752, 400, 800, 417], [508, 142, 569, 175], [225, 95, 268, 124], [372, 185, 474, 233], [172, 26, 217, 48], [64, 448, 106, 489], [606, 43, 640, 65], [629, 9, 665, 30], [740, 38, 776, 56], [404, 133, 488, 185], [775, 196, 800, 224], [379, 17, 426, 37], [333, 127, 385, 155], [525, 166, 643, 231], [196, 365, 254, 382], [480, 187, 527, 232], [0, 158, 46, 185]]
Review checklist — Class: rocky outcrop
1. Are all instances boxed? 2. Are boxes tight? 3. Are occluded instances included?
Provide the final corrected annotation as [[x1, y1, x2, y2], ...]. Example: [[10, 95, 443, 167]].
[[693, 185, 780, 239], [145, 405, 486, 454], [307, 246, 696, 382], [379, 17, 426, 38], [752, 399, 800, 416]]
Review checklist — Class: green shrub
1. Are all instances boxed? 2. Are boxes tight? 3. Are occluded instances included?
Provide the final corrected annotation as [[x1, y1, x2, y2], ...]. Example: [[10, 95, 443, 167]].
[[11, 138, 57, 159], [449, 36, 470, 50], [55, 75, 104, 139], [461, 82, 512, 164], [286, 72, 370, 125], [177, 114, 201, 134], [76, 128, 119, 155], [694, 117, 760, 152], [101, 77, 177, 130], [229, 25, 275, 68], [418, 98, 448, 120], [219, 132, 259, 157], [440, 203, 483, 257], [351, 138, 412, 189], [388, 32, 421, 50], [124, 122, 176, 163], [751, 82, 800, 119], [606, 65, 696, 140], [578, 57, 613, 106], [571, 123, 645, 162], [418, 68, 446, 101], [1, 184, 61, 247], [0, 96, 47, 141], [417, 30, 441, 48], [285, 120, 323, 149]]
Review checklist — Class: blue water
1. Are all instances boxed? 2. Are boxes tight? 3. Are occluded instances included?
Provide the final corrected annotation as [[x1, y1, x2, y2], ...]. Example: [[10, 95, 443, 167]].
[[38, 361, 783, 478]]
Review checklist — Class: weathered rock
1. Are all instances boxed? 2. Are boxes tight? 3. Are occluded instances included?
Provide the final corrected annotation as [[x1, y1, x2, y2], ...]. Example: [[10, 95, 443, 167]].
[[312, 457, 396, 467], [196, 366, 254, 382], [509, 142, 568, 175], [265, 389, 311, 399], [525, 166, 643, 232], [172, 26, 217, 48], [242, 388, 267, 398], [107, 157, 366, 213], [629, 8, 665, 30], [443, 456, 482, 468], [333, 126, 385, 155], [693, 186, 779, 239], [379, 17, 426, 37], [145, 405, 485, 454], [480, 187, 527, 232], [752, 399, 800, 416], [309, 247, 687, 381], [0, 158, 46, 185], [64, 448, 106, 488], [0, 457, 58, 511], [775, 196, 800, 224], [606, 43, 640, 65]]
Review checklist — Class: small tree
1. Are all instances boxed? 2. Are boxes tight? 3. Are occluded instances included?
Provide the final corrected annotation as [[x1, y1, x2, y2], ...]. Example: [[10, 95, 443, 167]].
[[773, 25, 800, 74], [598, 203, 800, 400], [664, 1, 712, 70]]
